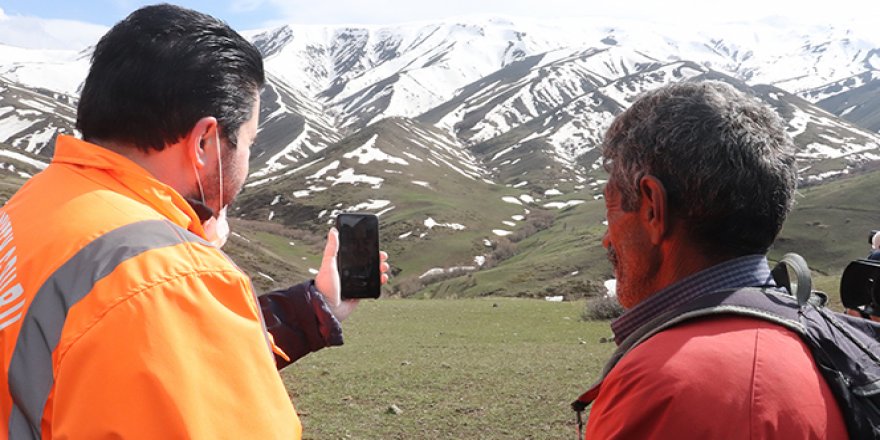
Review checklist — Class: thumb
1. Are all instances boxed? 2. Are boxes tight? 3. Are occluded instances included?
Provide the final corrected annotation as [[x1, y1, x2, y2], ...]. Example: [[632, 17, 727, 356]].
[[315, 228, 341, 307], [323, 227, 339, 261]]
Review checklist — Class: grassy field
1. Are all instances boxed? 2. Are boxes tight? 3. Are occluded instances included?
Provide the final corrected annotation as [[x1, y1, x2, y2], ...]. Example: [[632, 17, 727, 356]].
[[282, 298, 616, 440]]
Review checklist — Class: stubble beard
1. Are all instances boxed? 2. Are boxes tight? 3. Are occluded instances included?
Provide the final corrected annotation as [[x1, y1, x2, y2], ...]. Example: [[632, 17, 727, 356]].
[[190, 158, 242, 215], [606, 244, 625, 305]]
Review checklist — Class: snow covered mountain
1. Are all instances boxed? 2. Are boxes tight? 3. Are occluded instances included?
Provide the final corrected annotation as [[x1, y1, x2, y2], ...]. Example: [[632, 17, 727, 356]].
[[0, 16, 878, 207], [0, 76, 75, 175], [246, 17, 880, 128], [0, 43, 90, 96], [1, 16, 880, 295], [239, 17, 880, 188], [2, 17, 879, 180], [250, 73, 342, 177], [803, 71, 880, 133]]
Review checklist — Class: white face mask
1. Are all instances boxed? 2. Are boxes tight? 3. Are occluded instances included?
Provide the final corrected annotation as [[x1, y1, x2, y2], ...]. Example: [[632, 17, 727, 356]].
[[203, 206, 230, 248], [193, 130, 231, 248]]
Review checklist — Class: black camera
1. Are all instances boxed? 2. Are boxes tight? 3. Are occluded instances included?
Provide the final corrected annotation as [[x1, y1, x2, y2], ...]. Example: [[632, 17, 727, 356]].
[[840, 259, 880, 317]]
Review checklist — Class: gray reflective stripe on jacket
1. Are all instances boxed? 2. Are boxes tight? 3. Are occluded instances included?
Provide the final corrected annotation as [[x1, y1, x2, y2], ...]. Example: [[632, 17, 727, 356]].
[[7, 220, 208, 439]]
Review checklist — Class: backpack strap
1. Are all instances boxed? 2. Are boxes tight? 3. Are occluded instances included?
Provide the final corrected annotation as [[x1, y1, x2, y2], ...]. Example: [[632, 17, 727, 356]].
[[582, 253, 812, 395], [614, 287, 805, 374], [574, 253, 880, 438], [575, 287, 880, 437], [571, 286, 803, 434], [771, 253, 812, 306], [602, 252, 816, 381], [609, 287, 803, 380]]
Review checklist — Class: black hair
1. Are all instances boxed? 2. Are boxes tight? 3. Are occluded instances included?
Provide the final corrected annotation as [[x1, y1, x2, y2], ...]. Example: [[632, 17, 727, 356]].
[[76, 3, 265, 151]]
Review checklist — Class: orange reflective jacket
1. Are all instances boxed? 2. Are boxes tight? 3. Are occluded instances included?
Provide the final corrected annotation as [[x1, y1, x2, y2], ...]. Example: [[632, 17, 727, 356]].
[[0, 135, 302, 439]]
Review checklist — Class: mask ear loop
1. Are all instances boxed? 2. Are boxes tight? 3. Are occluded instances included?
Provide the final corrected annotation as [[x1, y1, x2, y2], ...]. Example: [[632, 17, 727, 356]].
[[215, 128, 223, 211], [193, 150, 207, 207]]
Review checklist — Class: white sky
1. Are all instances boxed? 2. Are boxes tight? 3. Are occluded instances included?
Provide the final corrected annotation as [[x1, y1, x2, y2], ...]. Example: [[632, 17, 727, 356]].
[[246, 0, 878, 28], [0, 0, 877, 49]]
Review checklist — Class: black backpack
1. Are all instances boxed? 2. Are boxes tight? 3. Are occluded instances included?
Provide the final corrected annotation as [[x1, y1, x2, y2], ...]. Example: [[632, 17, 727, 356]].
[[573, 254, 880, 439]]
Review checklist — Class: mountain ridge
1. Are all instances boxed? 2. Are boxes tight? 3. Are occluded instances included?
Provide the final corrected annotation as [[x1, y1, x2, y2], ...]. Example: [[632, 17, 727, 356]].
[[1, 17, 880, 295]]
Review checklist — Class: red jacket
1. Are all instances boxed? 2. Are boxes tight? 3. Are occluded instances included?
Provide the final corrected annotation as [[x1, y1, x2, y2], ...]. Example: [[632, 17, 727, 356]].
[[585, 316, 847, 439]]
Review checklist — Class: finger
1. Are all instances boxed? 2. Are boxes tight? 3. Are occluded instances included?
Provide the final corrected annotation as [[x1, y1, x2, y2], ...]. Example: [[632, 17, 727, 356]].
[[379, 251, 388, 262], [380, 262, 390, 273], [323, 227, 339, 260], [381, 273, 389, 285]]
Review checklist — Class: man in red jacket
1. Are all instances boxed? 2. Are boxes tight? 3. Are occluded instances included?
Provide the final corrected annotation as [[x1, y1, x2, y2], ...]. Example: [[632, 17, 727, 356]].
[[580, 81, 847, 438]]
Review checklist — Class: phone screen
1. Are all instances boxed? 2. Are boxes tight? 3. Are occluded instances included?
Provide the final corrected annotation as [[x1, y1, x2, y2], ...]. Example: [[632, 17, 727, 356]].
[[336, 213, 381, 299]]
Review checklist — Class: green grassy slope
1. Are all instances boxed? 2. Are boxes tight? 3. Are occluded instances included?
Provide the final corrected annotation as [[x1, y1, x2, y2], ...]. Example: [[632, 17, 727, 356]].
[[229, 168, 880, 301], [418, 200, 611, 299], [234, 117, 600, 295], [284, 298, 616, 439], [768, 169, 880, 305], [4, 137, 877, 301], [771, 170, 880, 274]]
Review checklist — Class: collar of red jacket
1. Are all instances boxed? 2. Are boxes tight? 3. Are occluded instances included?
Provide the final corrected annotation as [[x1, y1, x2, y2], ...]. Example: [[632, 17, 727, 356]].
[[51, 134, 208, 238]]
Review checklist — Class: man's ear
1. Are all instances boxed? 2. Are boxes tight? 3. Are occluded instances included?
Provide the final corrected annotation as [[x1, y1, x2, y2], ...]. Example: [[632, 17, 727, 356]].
[[638, 175, 668, 245], [185, 117, 219, 170]]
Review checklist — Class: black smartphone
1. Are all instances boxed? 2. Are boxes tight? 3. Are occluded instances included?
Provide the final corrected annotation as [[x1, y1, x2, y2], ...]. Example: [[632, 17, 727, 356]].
[[336, 213, 381, 299]]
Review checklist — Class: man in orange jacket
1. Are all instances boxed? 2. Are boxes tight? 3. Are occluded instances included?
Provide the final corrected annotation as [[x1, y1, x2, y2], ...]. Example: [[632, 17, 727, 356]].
[[0, 4, 387, 439], [576, 82, 847, 438]]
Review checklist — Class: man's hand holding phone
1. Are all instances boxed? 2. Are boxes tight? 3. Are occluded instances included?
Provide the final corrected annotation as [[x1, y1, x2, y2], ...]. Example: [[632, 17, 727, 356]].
[[315, 217, 389, 321]]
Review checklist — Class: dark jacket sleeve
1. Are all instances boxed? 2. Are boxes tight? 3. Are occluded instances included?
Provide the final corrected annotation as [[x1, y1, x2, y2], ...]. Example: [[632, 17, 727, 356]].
[[258, 280, 343, 369]]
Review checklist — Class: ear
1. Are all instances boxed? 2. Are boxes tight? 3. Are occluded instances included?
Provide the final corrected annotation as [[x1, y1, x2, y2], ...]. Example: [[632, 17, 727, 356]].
[[184, 117, 219, 170], [638, 175, 669, 245]]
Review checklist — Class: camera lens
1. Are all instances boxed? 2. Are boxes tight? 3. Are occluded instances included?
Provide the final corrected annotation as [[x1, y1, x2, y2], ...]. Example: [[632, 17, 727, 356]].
[[841, 260, 878, 310]]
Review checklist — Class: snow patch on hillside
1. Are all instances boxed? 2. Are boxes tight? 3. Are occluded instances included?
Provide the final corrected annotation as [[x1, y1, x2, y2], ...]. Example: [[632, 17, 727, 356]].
[[246, 158, 323, 188], [344, 134, 409, 165], [544, 200, 585, 209], [330, 168, 385, 187], [252, 123, 314, 177], [16, 126, 56, 154], [350, 199, 392, 211], [308, 160, 340, 179], [0, 149, 47, 169], [502, 196, 522, 205], [0, 114, 35, 141], [425, 217, 466, 230]]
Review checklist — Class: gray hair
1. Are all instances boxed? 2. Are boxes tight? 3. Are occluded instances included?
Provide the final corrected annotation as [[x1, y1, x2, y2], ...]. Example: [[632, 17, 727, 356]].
[[602, 81, 797, 256]]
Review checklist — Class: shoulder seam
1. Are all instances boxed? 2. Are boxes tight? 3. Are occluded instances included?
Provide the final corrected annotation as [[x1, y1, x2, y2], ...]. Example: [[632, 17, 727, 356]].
[[748, 328, 759, 440]]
